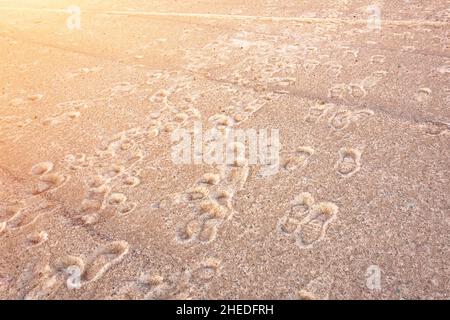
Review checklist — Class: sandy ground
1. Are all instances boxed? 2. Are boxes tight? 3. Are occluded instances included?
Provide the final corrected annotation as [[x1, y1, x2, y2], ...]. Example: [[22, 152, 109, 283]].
[[0, 0, 449, 300]]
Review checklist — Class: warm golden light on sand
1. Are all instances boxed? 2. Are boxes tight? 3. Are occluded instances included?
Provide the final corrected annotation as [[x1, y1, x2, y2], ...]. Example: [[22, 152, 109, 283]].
[[0, 0, 449, 301]]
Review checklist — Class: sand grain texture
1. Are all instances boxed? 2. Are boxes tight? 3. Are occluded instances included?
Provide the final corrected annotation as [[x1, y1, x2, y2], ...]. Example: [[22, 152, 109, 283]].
[[0, 0, 449, 300]]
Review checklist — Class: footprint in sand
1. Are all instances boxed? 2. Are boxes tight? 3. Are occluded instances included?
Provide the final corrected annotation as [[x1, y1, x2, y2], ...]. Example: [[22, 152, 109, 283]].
[[108, 192, 127, 206], [283, 147, 315, 171], [117, 201, 138, 216], [328, 107, 373, 131], [276, 77, 296, 88], [77, 131, 146, 222], [304, 46, 318, 57], [190, 258, 222, 287], [0, 203, 22, 224], [25, 231, 48, 248], [348, 83, 367, 99], [101, 134, 142, 161], [64, 153, 90, 170], [422, 121, 450, 136], [278, 193, 338, 249], [79, 213, 100, 225], [278, 192, 314, 236], [344, 48, 359, 59], [24, 255, 85, 299], [350, 109, 375, 123], [162, 121, 180, 134], [81, 241, 130, 283], [415, 88, 432, 103], [295, 202, 338, 249], [140, 270, 191, 300], [139, 258, 221, 299], [150, 89, 170, 104], [79, 183, 111, 223], [7, 200, 56, 232], [177, 215, 220, 244], [362, 70, 387, 90], [202, 173, 223, 186], [187, 186, 210, 201], [303, 60, 320, 73], [31, 162, 54, 176], [101, 163, 126, 179], [326, 64, 342, 78], [212, 189, 233, 211], [185, 173, 222, 201], [335, 147, 362, 177], [199, 199, 231, 221], [329, 109, 352, 130], [329, 84, 346, 100], [305, 102, 333, 124], [296, 274, 333, 300], [177, 189, 232, 244], [140, 273, 178, 299], [31, 167, 68, 195], [107, 192, 138, 216]]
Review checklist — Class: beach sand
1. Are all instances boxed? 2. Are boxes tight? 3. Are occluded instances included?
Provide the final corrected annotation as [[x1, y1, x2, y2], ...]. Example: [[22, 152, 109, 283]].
[[0, 0, 449, 299]]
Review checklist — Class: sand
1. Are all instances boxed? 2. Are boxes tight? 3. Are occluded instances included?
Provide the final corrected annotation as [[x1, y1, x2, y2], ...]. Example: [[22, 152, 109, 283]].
[[0, 0, 449, 300]]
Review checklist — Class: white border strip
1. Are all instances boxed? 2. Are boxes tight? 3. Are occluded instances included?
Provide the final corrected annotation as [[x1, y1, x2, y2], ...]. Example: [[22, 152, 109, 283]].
[[0, 7, 447, 27]]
